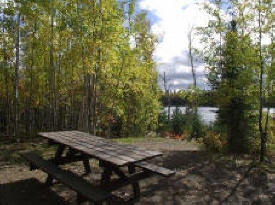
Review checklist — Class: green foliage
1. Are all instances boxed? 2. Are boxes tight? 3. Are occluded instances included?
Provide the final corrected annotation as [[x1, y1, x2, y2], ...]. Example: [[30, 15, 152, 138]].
[[202, 131, 227, 152], [157, 110, 171, 134], [197, 0, 273, 154], [0, 0, 160, 138], [157, 107, 206, 140], [188, 111, 206, 140], [215, 30, 258, 153], [171, 107, 186, 135], [179, 87, 202, 107]]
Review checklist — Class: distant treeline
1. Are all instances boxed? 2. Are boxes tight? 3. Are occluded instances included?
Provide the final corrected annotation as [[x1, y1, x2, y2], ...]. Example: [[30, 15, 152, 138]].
[[161, 90, 216, 107], [161, 91, 275, 107]]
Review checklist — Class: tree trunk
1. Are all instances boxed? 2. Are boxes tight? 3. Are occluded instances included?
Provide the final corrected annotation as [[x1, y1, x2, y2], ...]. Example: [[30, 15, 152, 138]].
[[14, 12, 20, 138], [50, 0, 56, 130], [2, 16, 11, 137], [188, 27, 198, 115], [258, 0, 265, 162], [188, 28, 196, 88]]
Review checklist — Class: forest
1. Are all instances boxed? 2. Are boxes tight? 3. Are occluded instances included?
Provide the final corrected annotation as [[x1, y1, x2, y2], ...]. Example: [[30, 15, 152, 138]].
[[0, 0, 160, 139]]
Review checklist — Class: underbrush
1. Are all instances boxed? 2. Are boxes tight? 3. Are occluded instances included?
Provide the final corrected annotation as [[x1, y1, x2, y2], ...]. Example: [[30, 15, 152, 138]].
[[267, 118, 275, 152], [157, 107, 206, 140], [157, 108, 275, 155]]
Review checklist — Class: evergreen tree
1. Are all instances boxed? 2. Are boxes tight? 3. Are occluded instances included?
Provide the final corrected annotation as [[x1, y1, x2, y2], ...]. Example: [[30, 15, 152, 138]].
[[217, 21, 258, 152]]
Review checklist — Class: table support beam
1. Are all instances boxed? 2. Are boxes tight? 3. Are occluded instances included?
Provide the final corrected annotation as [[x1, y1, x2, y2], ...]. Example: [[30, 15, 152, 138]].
[[99, 161, 113, 186], [101, 171, 152, 192], [46, 144, 66, 185], [82, 154, 91, 174], [128, 164, 140, 198]]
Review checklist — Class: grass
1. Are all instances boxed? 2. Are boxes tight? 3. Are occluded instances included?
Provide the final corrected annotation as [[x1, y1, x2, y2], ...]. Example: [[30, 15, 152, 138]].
[[268, 117, 275, 151], [113, 136, 167, 144], [0, 142, 56, 165], [268, 144, 275, 151]]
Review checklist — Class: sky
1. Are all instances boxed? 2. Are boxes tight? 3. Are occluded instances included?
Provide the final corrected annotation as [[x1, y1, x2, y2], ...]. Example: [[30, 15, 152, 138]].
[[137, 0, 216, 90]]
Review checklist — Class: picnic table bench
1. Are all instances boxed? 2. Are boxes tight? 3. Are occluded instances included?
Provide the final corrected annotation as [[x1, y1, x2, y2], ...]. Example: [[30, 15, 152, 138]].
[[21, 131, 175, 205]]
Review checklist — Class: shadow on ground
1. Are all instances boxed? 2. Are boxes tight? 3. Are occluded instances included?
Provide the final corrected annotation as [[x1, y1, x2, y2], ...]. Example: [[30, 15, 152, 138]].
[[137, 150, 274, 205], [0, 143, 274, 205], [0, 178, 71, 205]]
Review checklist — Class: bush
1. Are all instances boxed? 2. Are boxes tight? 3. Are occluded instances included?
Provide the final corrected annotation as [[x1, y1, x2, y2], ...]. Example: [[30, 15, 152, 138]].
[[157, 107, 207, 140], [202, 131, 227, 152], [171, 107, 186, 135], [189, 111, 207, 140], [157, 111, 171, 134]]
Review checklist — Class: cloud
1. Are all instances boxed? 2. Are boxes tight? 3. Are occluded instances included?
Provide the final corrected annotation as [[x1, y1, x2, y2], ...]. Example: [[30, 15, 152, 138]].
[[139, 0, 212, 90]]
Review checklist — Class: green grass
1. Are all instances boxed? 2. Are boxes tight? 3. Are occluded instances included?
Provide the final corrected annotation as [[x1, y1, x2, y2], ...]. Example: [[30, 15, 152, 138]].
[[113, 136, 167, 144], [0, 142, 56, 165], [267, 118, 275, 153], [268, 144, 275, 151]]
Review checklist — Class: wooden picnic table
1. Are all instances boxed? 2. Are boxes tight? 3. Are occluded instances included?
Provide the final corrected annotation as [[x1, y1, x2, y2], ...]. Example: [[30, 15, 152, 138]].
[[39, 130, 163, 167], [22, 131, 175, 204]]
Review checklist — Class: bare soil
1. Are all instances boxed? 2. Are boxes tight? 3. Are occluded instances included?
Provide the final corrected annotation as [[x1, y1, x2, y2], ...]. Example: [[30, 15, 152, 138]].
[[0, 138, 274, 205]]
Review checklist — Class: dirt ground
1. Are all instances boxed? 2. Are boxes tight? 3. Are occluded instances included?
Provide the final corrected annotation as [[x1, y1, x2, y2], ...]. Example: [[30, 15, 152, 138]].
[[0, 138, 274, 205]]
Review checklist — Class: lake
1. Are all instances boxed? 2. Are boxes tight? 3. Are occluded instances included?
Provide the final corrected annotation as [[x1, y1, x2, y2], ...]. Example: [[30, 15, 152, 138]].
[[164, 107, 275, 125]]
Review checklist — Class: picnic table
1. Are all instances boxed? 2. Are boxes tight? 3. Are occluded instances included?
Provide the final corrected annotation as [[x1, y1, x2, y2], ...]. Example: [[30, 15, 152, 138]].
[[21, 131, 175, 205]]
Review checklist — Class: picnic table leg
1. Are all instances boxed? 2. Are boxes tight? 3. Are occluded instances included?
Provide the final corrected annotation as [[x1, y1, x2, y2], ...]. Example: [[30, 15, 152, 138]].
[[82, 154, 91, 174], [128, 164, 140, 198], [100, 161, 112, 186], [46, 144, 66, 185], [66, 148, 91, 174]]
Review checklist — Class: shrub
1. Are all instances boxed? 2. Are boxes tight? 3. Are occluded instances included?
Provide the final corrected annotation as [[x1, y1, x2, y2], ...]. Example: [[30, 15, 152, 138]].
[[157, 111, 171, 134], [157, 107, 207, 140], [171, 107, 186, 135], [189, 111, 207, 140], [203, 131, 227, 152]]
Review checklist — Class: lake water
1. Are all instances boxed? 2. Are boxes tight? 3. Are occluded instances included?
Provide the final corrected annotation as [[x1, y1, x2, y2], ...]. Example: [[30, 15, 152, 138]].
[[164, 107, 275, 125]]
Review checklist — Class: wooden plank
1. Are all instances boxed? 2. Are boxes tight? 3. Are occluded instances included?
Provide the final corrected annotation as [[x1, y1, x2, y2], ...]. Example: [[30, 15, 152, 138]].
[[50, 131, 162, 159], [49, 135, 128, 166], [50, 133, 137, 164], [21, 152, 112, 202], [39, 132, 128, 166], [58, 131, 159, 162], [135, 161, 175, 177], [39, 131, 161, 165], [54, 132, 139, 162], [49, 154, 89, 165], [71, 131, 162, 157], [39, 131, 163, 166], [43, 130, 161, 158]]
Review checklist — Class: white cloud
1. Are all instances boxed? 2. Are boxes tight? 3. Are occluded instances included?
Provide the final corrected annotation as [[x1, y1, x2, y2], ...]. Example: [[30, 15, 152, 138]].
[[139, 0, 213, 89], [139, 0, 273, 91], [140, 0, 211, 63]]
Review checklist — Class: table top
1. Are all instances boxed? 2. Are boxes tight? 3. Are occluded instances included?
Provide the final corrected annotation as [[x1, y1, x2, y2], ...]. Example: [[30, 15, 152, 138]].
[[39, 131, 162, 167]]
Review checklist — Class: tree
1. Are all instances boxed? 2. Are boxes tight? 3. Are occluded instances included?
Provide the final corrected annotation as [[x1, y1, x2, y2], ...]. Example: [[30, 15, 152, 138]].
[[188, 27, 196, 88], [14, 3, 20, 138], [0, 0, 160, 139], [218, 20, 258, 152], [254, 0, 273, 161], [159, 72, 172, 121], [198, 1, 265, 153]]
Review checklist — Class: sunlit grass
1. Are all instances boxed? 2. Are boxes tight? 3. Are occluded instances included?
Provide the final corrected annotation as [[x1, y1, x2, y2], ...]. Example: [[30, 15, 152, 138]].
[[113, 136, 167, 144], [0, 142, 56, 165], [267, 117, 275, 152]]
